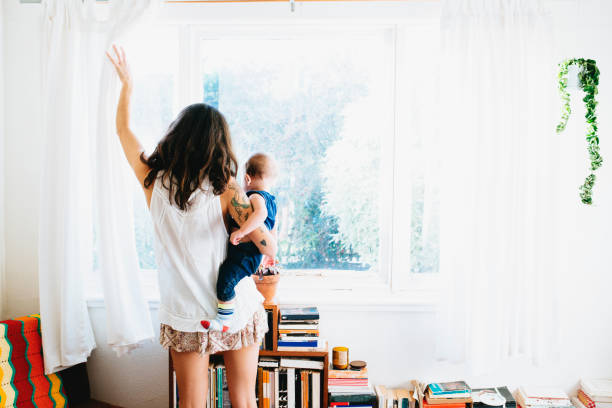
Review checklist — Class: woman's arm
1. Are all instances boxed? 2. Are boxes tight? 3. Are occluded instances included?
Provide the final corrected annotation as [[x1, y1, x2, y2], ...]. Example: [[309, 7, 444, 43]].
[[106, 45, 152, 206], [222, 179, 277, 258]]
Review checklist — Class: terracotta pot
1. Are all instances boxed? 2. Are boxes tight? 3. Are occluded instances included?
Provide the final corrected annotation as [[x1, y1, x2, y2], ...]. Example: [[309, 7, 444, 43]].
[[253, 273, 280, 305]]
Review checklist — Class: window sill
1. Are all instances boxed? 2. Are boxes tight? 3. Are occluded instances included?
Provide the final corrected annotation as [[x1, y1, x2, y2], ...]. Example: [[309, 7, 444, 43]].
[[86, 269, 438, 312], [86, 288, 437, 312]]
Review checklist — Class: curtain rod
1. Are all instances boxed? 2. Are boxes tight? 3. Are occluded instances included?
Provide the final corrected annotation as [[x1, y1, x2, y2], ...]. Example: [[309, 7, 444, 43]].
[[20, 0, 425, 3]]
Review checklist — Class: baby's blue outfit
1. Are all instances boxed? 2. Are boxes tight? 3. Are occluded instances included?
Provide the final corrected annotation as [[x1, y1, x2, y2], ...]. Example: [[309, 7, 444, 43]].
[[217, 190, 277, 301]]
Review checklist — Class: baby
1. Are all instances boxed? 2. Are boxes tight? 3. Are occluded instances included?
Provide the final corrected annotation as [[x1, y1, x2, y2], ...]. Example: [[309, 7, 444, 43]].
[[202, 153, 278, 332]]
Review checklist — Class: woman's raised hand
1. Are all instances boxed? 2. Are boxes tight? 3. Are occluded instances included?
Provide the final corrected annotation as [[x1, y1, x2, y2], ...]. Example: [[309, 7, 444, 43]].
[[106, 44, 132, 88]]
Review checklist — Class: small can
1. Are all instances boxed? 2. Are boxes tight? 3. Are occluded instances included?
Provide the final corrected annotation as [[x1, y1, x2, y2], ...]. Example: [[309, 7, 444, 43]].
[[332, 346, 349, 370], [349, 360, 367, 370]]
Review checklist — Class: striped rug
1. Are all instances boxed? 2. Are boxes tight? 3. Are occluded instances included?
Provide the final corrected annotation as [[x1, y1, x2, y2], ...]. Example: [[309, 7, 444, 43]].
[[1, 314, 67, 407]]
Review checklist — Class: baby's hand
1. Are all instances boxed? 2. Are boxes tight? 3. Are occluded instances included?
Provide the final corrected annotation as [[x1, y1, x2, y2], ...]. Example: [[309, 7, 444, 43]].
[[230, 230, 246, 246]]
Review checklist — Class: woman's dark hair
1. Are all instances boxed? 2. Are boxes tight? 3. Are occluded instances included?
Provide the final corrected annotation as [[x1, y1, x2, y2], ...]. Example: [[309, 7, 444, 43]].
[[141, 103, 238, 211]]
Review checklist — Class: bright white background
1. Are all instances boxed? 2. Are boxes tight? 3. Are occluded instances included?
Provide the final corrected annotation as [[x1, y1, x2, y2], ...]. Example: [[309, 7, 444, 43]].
[[2, 1, 612, 407]]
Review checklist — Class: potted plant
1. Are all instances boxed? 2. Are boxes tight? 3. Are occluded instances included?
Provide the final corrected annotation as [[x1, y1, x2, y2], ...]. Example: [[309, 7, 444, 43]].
[[253, 257, 281, 305], [556, 58, 603, 205]]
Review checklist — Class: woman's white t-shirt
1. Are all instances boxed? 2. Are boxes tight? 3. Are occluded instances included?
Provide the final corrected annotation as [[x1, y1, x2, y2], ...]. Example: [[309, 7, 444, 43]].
[[150, 175, 264, 333]]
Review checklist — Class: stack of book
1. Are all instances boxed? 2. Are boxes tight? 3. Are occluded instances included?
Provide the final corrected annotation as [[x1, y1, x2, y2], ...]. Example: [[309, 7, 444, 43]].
[[374, 385, 417, 408], [256, 357, 324, 408], [572, 379, 612, 408], [413, 381, 472, 408], [514, 387, 572, 408], [329, 368, 376, 408], [278, 307, 324, 351]]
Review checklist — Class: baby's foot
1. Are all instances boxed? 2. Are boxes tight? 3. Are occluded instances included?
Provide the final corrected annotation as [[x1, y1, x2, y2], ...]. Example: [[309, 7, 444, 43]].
[[200, 318, 229, 332]]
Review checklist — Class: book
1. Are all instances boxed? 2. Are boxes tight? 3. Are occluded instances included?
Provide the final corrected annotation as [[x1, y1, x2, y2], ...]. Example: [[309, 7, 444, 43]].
[[329, 392, 378, 405], [260, 358, 280, 368], [279, 329, 320, 335], [288, 368, 296, 408], [279, 324, 319, 330], [279, 368, 288, 408], [329, 379, 370, 386], [375, 385, 388, 408], [278, 340, 319, 348], [385, 388, 396, 408], [264, 370, 270, 408], [258, 367, 264, 408], [426, 391, 472, 404], [280, 358, 325, 370], [329, 385, 375, 394], [581, 380, 612, 402], [427, 389, 472, 400], [302, 370, 308, 408], [574, 396, 589, 408], [222, 367, 231, 408], [278, 335, 320, 341], [278, 340, 327, 352], [313, 371, 321, 408], [579, 390, 597, 408], [423, 399, 467, 408], [515, 387, 572, 408], [472, 387, 515, 408], [396, 388, 416, 408], [428, 382, 471, 396], [280, 307, 320, 321], [295, 369, 302, 408], [329, 369, 368, 379], [275, 368, 280, 408]]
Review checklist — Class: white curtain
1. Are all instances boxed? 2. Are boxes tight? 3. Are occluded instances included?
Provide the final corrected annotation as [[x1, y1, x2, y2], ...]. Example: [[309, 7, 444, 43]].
[[39, 0, 158, 374], [435, 0, 564, 373], [0, 1, 5, 321]]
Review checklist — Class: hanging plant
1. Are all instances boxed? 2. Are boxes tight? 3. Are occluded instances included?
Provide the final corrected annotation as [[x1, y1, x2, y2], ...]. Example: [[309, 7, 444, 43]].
[[556, 58, 602, 205]]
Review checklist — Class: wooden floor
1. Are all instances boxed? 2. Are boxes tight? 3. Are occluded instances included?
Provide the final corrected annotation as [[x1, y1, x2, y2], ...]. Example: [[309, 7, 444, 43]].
[[74, 400, 124, 408]]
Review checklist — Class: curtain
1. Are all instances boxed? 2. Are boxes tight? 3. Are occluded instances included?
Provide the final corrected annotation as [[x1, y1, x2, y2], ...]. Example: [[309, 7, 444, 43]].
[[39, 0, 158, 374], [435, 0, 564, 374], [0, 1, 5, 321]]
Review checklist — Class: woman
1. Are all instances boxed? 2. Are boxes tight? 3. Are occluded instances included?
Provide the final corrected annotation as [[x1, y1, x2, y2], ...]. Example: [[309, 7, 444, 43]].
[[106, 45, 276, 408]]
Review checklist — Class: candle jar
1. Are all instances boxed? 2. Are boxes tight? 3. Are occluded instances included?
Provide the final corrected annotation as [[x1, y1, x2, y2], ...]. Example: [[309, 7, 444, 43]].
[[332, 346, 349, 370]]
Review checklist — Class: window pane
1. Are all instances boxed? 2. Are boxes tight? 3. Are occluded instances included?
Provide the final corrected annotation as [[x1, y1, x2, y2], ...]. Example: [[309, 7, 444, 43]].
[[127, 26, 179, 270], [199, 30, 392, 273]]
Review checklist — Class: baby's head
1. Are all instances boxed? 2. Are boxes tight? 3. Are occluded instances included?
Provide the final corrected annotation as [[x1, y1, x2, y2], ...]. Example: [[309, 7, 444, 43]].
[[244, 153, 278, 191]]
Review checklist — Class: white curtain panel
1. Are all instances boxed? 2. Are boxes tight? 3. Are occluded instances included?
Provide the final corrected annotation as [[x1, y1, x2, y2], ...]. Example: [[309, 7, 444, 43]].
[[0, 1, 5, 320], [435, 0, 563, 373], [92, 0, 159, 357], [39, 0, 158, 373]]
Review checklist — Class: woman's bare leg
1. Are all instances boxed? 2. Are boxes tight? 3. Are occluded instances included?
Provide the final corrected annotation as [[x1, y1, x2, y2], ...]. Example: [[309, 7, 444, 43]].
[[171, 349, 210, 408], [223, 343, 259, 408]]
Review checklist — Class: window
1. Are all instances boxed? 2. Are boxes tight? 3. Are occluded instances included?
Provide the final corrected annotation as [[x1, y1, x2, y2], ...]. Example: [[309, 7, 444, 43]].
[[91, 20, 440, 299], [196, 28, 393, 276]]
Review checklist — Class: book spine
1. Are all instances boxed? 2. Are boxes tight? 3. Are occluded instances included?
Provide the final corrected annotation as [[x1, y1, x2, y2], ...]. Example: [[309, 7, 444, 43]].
[[295, 369, 302, 408], [275, 368, 280, 408], [288, 368, 295, 408], [258, 367, 264, 408], [281, 315, 320, 321]]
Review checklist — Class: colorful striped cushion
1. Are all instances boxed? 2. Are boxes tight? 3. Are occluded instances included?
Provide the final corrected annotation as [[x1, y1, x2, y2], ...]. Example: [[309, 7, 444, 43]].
[[1, 314, 67, 408]]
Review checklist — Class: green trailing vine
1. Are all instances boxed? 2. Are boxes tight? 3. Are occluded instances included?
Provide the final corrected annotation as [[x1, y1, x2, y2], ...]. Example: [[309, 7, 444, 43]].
[[556, 58, 602, 205]]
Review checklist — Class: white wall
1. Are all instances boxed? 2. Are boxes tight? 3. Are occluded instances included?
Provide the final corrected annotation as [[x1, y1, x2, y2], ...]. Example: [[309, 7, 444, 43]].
[[2, 1, 612, 408], [2, 0, 42, 320]]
